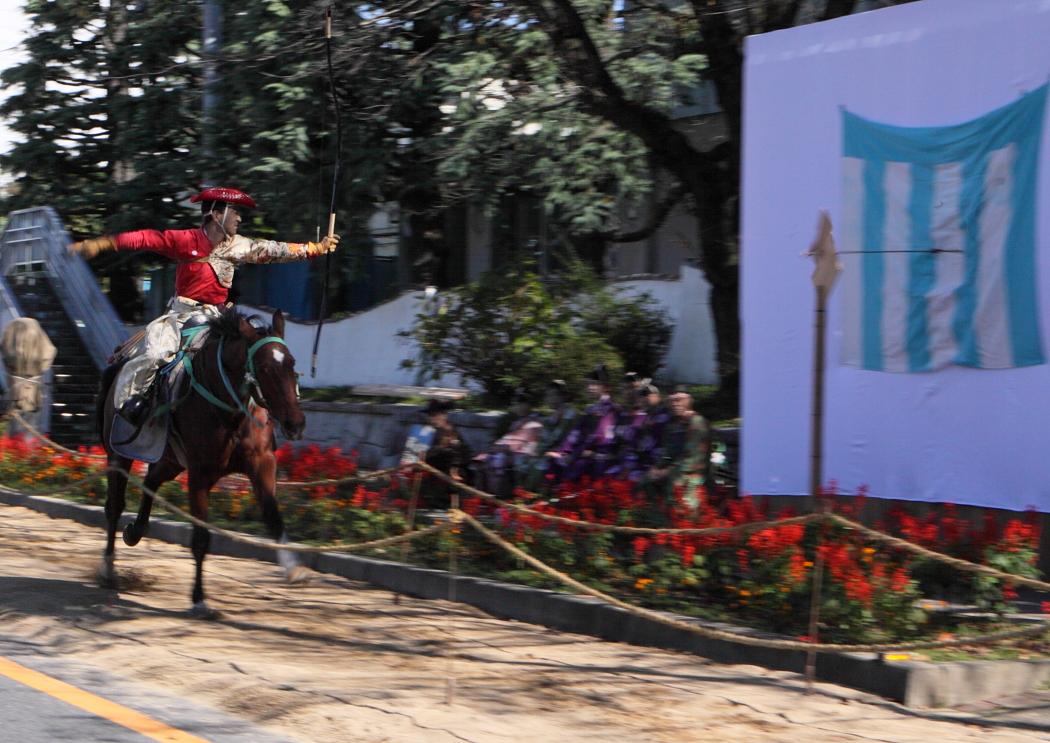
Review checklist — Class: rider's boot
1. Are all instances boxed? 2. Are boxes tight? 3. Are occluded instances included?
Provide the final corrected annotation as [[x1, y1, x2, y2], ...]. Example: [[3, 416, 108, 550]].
[[118, 393, 151, 427]]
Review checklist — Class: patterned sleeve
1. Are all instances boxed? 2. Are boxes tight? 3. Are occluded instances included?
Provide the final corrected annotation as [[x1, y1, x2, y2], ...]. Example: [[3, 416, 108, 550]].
[[227, 235, 328, 264]]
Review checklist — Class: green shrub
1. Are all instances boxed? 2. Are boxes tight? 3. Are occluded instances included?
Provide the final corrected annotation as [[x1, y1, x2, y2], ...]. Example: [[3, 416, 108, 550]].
[[579, 288, 672, 379], [401, 257, 638, 404]]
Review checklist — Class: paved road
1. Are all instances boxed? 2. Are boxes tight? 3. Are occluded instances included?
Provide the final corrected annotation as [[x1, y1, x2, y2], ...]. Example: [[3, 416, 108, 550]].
[[0, 673, 146, 743], [0, 502, 1048, 742], [0, 638, 292, 743]]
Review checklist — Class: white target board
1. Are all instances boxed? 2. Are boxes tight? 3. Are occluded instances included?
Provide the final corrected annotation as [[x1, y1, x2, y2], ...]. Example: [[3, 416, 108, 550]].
[[741, 0, 1050, 512]]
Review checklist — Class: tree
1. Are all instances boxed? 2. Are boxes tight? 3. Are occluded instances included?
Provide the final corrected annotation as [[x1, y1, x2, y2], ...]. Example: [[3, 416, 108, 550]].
[[1, 0, 201, 319], [1, 0, 201, 235], [0, 1, 368, 317], [402, 256, 674, 403], [324, 0, 919, 395]]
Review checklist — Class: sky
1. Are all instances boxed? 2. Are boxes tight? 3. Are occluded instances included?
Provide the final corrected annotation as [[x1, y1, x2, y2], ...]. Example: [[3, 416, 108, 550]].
[[0, 1, 29, 159]]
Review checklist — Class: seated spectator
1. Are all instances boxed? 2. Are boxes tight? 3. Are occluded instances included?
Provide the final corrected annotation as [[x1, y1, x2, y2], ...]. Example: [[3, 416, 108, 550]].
[[546, 363, 621, 483], [607, 373, 647, 480], [642, 391, 710, 513], [474, 389, 543, 497], [419, 398, 472, 507], [622, 380, 672, 481], [538, 379, 577, 452], [522, 379, 578, 490]]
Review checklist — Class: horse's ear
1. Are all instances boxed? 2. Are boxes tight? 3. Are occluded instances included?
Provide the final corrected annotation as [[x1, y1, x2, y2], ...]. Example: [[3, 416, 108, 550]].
[[237, 315, 254, 338], [272, 309, 285, 338]]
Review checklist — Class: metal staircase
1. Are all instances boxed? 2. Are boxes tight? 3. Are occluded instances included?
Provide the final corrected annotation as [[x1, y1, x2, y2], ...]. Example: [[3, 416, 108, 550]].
[[0, 207, 127, 446]]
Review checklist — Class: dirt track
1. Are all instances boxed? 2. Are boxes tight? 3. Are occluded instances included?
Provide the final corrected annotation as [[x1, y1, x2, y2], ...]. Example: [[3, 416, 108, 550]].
[[0, 503, 1046, 742]]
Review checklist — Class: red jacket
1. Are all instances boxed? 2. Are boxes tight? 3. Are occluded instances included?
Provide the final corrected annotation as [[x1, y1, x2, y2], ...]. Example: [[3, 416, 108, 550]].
[[115, 228, 227, 305]]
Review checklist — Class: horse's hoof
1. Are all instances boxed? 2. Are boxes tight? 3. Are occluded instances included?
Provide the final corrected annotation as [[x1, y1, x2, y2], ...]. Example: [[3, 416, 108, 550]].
[[188, 601, 221, 620], [284, 565, 311, 585], [96, 558, 118, 589], [122, 523, 146, 546]]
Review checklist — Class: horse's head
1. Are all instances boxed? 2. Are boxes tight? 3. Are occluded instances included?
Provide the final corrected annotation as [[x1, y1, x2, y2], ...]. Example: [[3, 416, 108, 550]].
[[232, 310, 306, 440]]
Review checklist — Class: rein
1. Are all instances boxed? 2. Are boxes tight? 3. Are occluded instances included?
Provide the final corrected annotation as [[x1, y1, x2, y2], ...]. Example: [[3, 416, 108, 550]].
[[183, 332, 289, 425]]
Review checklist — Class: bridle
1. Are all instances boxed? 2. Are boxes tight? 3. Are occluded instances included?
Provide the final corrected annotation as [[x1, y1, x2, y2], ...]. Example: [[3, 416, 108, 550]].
[[183, 332, 294, 425]]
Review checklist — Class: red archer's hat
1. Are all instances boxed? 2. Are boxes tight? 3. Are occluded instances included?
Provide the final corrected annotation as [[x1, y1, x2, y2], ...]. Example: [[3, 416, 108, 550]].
[[190, 187, 257, 209]]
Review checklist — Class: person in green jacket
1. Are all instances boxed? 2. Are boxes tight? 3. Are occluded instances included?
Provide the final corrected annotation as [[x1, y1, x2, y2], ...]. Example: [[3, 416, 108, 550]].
[[643, 391, 711, 514]]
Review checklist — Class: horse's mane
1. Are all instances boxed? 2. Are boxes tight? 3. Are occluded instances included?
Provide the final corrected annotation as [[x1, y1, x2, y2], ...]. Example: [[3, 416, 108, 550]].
[[207, 311, 269, 341]]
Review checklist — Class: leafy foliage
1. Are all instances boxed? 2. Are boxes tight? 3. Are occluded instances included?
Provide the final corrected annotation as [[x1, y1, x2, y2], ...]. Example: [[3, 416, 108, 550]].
[[402, 257, 628, 403], [1, 0, 200, 235], [578, 288, 673, 378]]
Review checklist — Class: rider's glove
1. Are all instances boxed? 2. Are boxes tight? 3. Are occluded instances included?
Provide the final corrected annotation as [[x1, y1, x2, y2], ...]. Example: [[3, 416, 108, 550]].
[[68, 236, 116, 259], [320, 233, 340, 253]]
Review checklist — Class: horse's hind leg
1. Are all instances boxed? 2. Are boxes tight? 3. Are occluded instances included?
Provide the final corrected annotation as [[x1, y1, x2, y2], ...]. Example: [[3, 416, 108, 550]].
[[99, 454, 133, 587], [124, 459, 183, 546]]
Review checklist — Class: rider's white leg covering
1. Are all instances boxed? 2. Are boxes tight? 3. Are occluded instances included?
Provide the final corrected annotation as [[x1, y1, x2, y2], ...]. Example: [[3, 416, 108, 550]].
[[113, 312, 182, 408]]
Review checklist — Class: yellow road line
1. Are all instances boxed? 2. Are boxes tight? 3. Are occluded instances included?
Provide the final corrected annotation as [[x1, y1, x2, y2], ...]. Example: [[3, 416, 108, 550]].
[[0, 656, 209, 743]]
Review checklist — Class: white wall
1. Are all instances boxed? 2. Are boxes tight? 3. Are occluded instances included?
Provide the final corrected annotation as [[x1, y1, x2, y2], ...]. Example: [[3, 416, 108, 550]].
[[241, 290, 461, 390], [616, 265, 718, 385], [244, 264, 718, 390], [741, 0, 1050, 511]]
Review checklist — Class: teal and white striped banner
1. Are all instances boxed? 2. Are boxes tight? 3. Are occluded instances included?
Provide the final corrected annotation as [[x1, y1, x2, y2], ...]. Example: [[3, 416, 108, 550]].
[[841, 86, 1046, 372]]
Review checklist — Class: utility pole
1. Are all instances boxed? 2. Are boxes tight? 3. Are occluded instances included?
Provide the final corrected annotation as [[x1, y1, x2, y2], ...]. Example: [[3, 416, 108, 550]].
[[201, 0, 222, 183]]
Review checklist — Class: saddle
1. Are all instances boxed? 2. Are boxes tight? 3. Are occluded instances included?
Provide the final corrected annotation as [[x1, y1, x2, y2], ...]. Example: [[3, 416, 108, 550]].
[[109, 317, 212, 463]]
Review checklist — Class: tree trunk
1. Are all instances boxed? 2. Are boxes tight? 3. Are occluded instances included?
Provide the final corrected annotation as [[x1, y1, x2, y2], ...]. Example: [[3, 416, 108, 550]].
[[689, 168, 739, 396]]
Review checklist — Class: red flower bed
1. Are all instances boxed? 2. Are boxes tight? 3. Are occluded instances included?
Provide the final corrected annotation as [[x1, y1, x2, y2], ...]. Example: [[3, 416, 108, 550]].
[[0, 434, 1043, 643]]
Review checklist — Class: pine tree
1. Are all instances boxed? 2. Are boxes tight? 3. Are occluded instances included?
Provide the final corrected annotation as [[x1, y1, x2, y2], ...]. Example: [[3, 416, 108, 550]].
[[1, 0, 200, 237]]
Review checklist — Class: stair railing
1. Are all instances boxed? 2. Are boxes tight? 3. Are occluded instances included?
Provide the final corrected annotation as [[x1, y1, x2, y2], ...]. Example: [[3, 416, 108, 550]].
[[0, 207, 127, 369]]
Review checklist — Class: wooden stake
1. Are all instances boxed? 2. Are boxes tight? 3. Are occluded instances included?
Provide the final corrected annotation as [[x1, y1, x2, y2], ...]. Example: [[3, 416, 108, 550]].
[[446, 490, 460, 705], [804, 501, 827, 694], [393, 470, 423, 606]]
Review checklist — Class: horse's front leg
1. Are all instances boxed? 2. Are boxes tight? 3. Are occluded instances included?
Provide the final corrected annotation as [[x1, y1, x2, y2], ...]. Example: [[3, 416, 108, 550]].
[[248, 447, 308, 583], [99, 454, 134, 587], [124, 458, 183, 546], [187, 470, 221, 619]]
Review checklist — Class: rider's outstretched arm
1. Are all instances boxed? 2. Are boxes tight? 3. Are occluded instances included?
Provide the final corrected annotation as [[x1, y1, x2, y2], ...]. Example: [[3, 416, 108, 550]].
[[70, 229, 207, 262], [112, 229, 209, 261], [225, 234, 340, 265]]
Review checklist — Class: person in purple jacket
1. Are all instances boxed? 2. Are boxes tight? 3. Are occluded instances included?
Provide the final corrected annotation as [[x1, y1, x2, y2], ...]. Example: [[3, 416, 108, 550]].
[[616, 380, 671, 482], [545, 364, 621, 483]]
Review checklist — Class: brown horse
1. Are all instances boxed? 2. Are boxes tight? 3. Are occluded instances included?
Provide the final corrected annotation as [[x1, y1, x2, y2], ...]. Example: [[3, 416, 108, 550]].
[[96, 309, 306, 618]]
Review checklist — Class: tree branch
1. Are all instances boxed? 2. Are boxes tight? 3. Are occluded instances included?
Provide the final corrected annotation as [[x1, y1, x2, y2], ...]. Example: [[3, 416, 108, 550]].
[[521, 0, 722, 180], [600, 182, 685, 243]]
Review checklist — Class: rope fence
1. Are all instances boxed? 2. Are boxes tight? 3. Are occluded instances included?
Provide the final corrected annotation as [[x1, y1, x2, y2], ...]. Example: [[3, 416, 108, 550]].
[[415, 461, 826, 537], [455, 508, 1049, 654], [4, 414, 1049, 590], [113, 465, 447, 555], [0, 415, 1047, 657]]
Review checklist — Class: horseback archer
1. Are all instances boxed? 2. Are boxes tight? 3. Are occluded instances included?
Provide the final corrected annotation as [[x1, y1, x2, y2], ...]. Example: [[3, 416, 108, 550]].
[[70, 186, 340, 425]]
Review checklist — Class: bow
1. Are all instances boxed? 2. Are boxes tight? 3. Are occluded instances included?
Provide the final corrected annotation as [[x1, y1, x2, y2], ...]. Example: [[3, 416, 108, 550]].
[[311, 5, 343, 377]]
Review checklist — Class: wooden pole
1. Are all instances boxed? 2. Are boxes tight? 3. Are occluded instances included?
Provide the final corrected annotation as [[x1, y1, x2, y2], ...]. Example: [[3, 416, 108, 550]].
[[805, 284, 829, 693], [446, 490, 460, 705], [809, 285, 827, 506], [393, 470, 423, 605], [804, 211, 837, 693], [804, 501, 827, 694]]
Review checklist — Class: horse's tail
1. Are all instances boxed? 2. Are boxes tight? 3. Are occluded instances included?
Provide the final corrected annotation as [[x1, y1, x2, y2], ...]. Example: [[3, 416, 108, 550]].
[[96, 361, 123, 445]]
